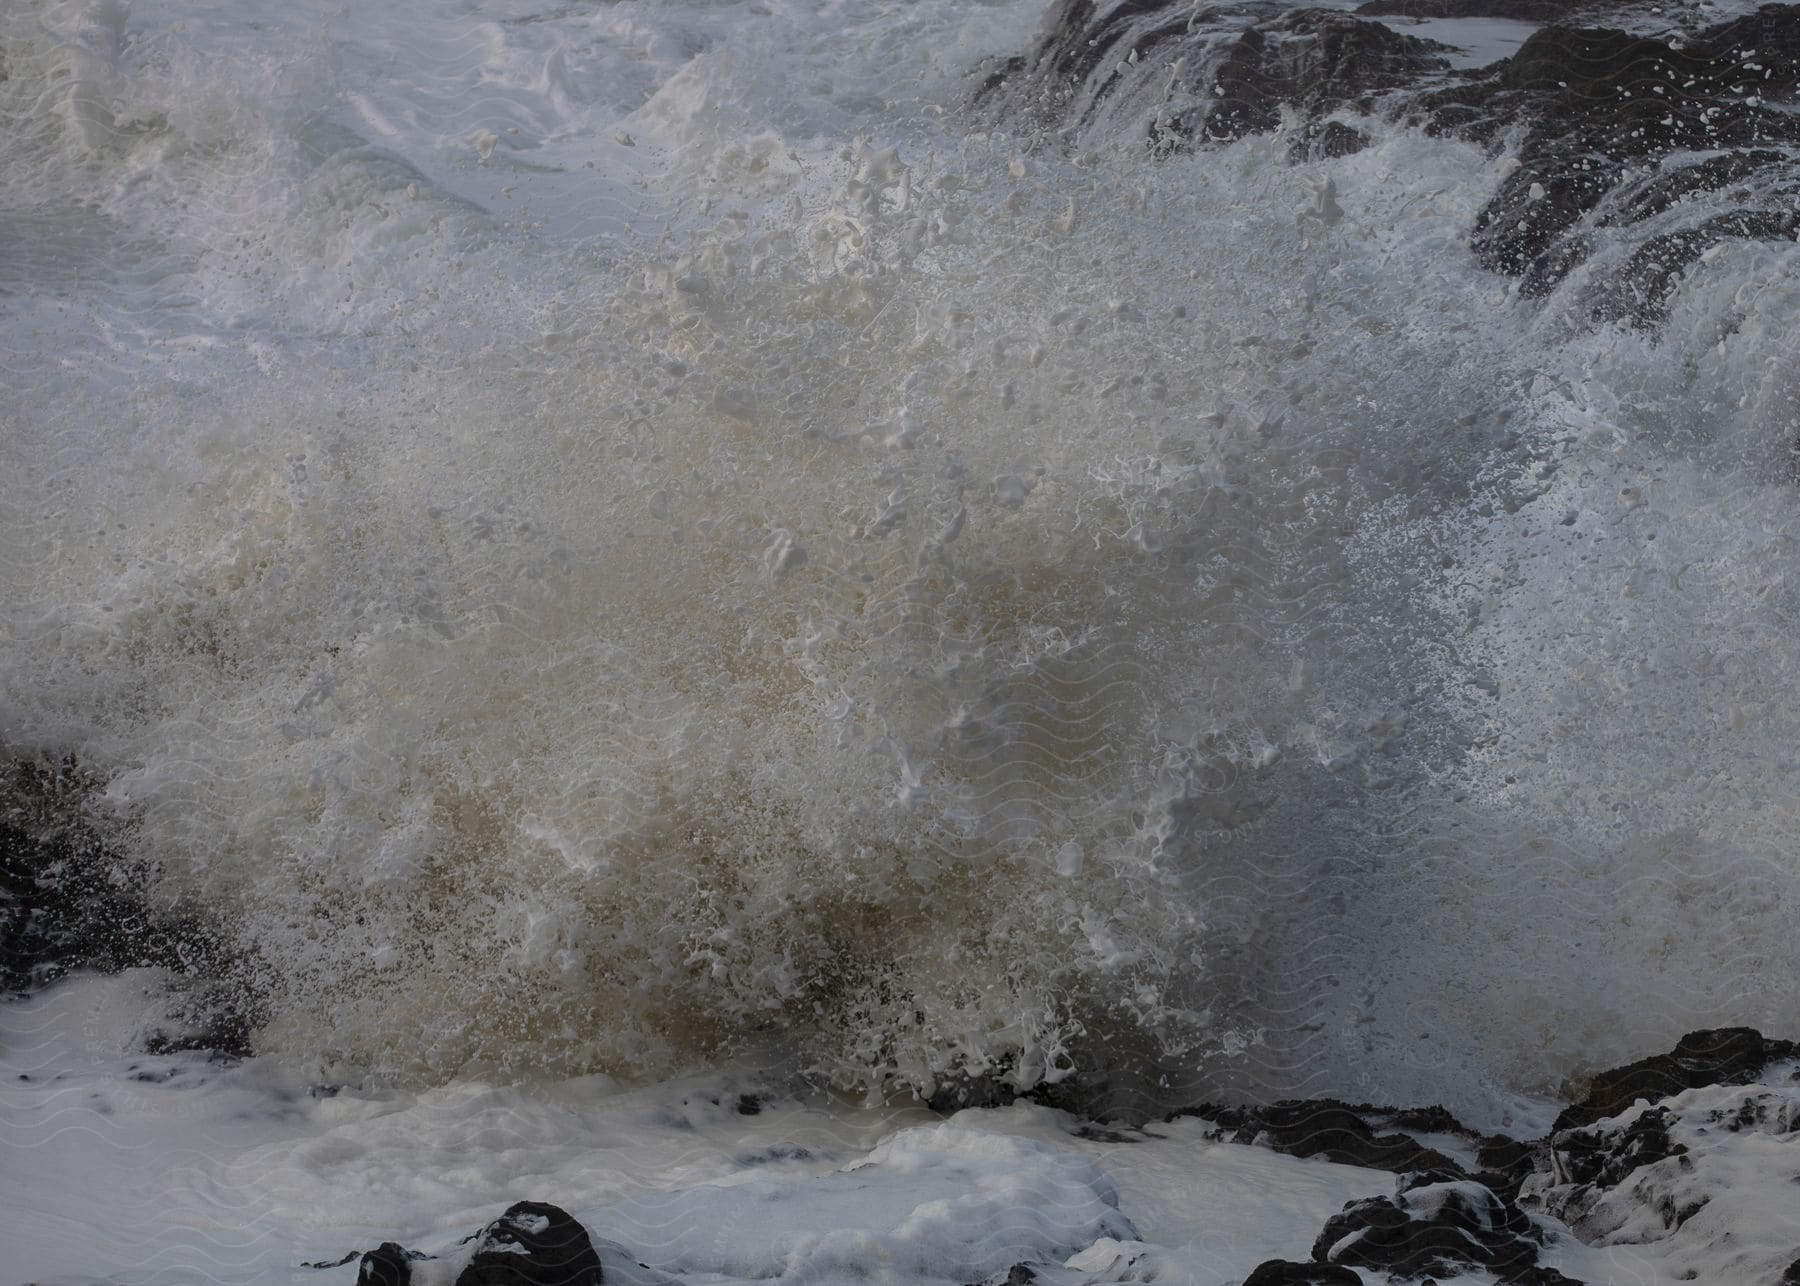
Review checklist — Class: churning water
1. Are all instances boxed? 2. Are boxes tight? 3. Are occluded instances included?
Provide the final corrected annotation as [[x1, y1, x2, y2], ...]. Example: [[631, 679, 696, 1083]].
[[4, 0, 1799, 1125]]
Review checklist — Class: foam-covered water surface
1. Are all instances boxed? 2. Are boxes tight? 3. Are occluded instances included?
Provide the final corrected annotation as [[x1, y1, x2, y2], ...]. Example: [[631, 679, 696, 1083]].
[[4, 0, 1800, 1131]]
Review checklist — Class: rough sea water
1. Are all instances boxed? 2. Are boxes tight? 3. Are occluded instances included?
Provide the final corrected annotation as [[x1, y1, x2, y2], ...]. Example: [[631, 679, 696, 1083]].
[[3, 0, 1800, 1281]]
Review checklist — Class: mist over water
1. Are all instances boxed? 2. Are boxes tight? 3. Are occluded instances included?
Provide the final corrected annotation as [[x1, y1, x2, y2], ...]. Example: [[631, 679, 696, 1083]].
[[4, 0, 1799, 1126]]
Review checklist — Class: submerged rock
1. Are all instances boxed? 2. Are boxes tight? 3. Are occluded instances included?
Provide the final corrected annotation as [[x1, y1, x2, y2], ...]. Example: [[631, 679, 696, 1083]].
[[1203, 1030, 1799, 1286]]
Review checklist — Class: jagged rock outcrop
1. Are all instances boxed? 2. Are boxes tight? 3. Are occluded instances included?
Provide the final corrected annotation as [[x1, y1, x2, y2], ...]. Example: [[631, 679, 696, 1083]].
[[1554, 1027, 1800, 1130]]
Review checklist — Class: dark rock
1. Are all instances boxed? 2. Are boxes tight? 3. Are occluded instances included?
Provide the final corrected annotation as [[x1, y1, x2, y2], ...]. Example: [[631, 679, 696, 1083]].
[[0, 754, 260, 1053], [1604, 150, 1794, 225], [1475, 1133, 1550, 1200], [456, 1202, 603, 1286], [1169, 9, 1453, 144], [1242, 1259, 1361, 1285], [1554, 1028, 1800, 1131], [356, 1244, 429, 1286], [1781, 1254, 1800, 1286], [1311, 1175, 1547, 1280], [975, 2, 1452, 147], [1288, 119, 1371, 162], [1549, 1104, 1686, 1191], [1358, 0, 1642, 19], [1418, 9, 1800, 296], [1505, 1270, 1586, 1286], [1595, 207, 1800, 325], [1527, 1081, 1799, 1259], [1180, 1098, 1472, 1174], [969, 1267, 1037, 1286], [981, 0, 1800, 329], [2, 755, 125, 994]]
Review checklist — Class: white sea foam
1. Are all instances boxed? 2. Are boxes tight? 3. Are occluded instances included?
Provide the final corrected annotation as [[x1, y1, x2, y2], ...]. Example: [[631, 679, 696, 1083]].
[[2, 0, 1799, 1123]]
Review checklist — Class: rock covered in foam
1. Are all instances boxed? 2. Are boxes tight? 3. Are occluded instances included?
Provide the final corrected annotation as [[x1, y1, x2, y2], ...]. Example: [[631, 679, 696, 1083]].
[[349, 1203, 604, 1286], [1309, 1172, 1555, 1280], [1524, 1079, 1800, 1283], [455, 1202, 604, 1286], [355, 1243, 432, 1286]]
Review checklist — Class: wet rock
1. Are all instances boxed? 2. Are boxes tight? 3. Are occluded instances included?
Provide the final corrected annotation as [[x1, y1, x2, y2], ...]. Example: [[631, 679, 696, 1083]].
[[1604, 149, 1794, 225], [1169, 9, 1453, 144], [1287, 118, 1371, 162], [1241, 1259, 1360, 1285], [1532, 1104, 1696, 1238], [1503, 1269, 1585, 1286], [974, 2, 1452, 148], [1357, 0, 1643, 19], [2, 756, 121, 994], [0, 755, 260, 1052], [1596, 207, 1800, 323], [356, 1244, 431, 1286], [981, 1, 1800, 327], [969, 1267, 1038, 1286], [1527, 1081, 1800, 1254], [3, 759, 225, 992], [1311, 1174, 1549, 1280], [1418, 8, 1800, 296], [1475, 1133, 1551, 1200], [1180, 1098, 1470, 1174], [1554, 1028, 1800, 1131], [1549, 1104, 1686, 1191], [456, 1202, 604, 1286]]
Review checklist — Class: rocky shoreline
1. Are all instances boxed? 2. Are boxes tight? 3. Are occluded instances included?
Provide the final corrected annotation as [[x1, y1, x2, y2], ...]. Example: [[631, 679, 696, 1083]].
[[305, 1026, 1798, 1285]]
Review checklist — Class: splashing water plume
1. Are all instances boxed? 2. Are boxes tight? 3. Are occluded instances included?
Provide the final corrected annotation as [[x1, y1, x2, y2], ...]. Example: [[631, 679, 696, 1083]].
[[3, 0, 1799, 1123]]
